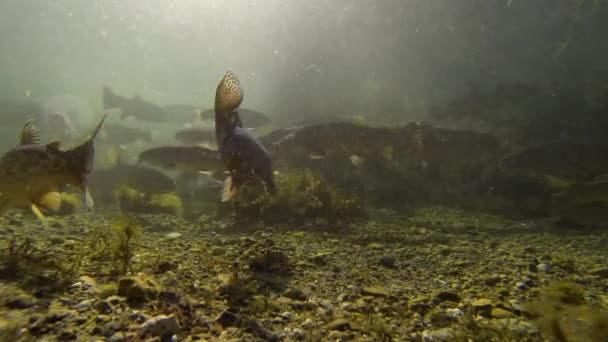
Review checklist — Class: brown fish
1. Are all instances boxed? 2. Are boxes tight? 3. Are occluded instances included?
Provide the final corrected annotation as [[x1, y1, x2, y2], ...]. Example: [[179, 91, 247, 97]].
[[174, 128, 216, 146], [0, 115, 106, 220], [137, 145, 222, 173]]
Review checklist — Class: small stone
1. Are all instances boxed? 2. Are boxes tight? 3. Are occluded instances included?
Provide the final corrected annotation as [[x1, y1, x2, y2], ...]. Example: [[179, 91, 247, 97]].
[[73, 299, 93, 311], [361, 286, 389, 297], [106, 295, 125, 306], [49, 236, 64, 245], [471, 298, 493, 314], [491, 307, 514, 319], [538, 263, 551, 273], [142, 315, 180, 338], [484, 275, 502, 286], [72, 316, 88, 325], [300, 318, 314, 329], [285, 288, 307, 301], [79, 275, 97, 289], [445, 308, 463, 318], [94, 300, 113, 314], [379, 255, 396, 268], [424, 327, 455, 341], [6, 294, 36, 309], [327, 318, 357, 331], [165, 232, 182, 239], [117, 275, 161, 303], [109, 332, 136, 342], [58, 328, 77, 340], [290, 328, 306, 339], [367, 242, 383, 250], [210, 246, 226, 256], [435, 291, 460, 303]]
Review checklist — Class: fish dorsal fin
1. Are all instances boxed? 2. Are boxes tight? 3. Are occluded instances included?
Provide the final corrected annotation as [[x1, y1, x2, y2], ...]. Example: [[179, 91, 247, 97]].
[[89, 114, 107, 141], [214, 70, 244, 116], [19, 120, 40, 146], [46, 140, 62, 150]]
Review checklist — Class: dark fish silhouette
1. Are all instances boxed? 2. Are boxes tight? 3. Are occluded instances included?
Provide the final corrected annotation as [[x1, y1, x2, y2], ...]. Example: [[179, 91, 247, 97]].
[[138, 145, 222, 173], [103, 86, 168, 122], [175, 128, 216, 146]]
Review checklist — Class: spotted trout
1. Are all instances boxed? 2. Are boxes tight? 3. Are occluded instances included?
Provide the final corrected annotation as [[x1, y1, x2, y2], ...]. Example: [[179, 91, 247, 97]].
[[0, 115, 106, 220], [214, 70, 276, 201]]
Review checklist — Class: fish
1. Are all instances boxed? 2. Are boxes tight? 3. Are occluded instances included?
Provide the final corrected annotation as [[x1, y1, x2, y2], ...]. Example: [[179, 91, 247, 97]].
[[101, 124, 153, 145], [499, 141, 608, 182], [163, 104, 201, 123], [213, 70, 276, 201], [553, 180, 608, 208], [175, 128, 216, 146], [0, 115, 106, 220], [202, 108, 271, 128], [89, 161, 176, 204], [103, 86, 168, 122], [137, 145, 222, 173]]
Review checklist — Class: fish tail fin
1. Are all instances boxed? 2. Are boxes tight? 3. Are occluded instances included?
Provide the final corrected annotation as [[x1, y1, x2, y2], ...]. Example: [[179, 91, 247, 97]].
[[31, 203, 48, 221], [102, 86, 121, 109], [66, 114, 107, 197], [214, 70, 244, 116], [221, 176, 238, 202]]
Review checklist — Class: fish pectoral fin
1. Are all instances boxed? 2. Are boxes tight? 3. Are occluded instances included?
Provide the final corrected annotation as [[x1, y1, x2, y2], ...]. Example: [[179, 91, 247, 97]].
[[83, 188, 94, 209], [38, 191, 62, 212], [30, 203, 47, 221], [221, 176, 238, 202]]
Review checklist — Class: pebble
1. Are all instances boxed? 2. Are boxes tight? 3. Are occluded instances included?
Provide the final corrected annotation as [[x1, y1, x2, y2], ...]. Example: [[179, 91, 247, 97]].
[[94, 300, 113, 314], [471, 298, 493, 314], [165, 232, 182, 239], [435, 290, 460, 303], [379, 255, 396, 268], [142, 315, 180, 338], [300, 318, 315, 329], [117, 275, 160, 303], [327, 318, 357, 331], [491, 307, 514, 319], [6, 294, 36, 309]]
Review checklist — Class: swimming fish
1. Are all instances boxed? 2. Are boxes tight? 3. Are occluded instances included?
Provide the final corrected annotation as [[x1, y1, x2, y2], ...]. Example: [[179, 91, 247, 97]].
[[0, 115, 106, 220], [103, 86, 168, 122], [137, 145, 222, 173], [214, 70, 276, 201]]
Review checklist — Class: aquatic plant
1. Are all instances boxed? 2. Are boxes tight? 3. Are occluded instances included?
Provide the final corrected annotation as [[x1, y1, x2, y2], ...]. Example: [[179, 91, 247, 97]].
[[115, 185, 183, 216], [111, 214, 142, 275], [233, 168, 363, 223], [0, 236, 82, 291], [148, 193, 184, 216]]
